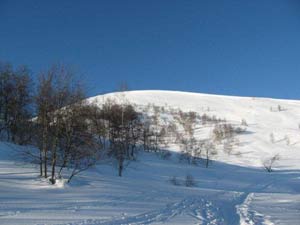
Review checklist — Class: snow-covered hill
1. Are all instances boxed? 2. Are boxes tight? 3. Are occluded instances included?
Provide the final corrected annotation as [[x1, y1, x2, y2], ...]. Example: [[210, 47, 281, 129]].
[[1, 90, 300, 225], [89, 90, 300, 170]]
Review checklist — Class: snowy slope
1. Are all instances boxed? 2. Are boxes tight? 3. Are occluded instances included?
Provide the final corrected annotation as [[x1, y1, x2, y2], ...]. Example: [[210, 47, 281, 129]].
[[89, 90, 300, 170], [1, 90, 300, 225]]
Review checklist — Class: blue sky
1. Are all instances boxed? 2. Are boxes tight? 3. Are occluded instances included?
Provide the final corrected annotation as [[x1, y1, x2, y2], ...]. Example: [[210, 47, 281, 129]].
[[1, 0, 300, 99]]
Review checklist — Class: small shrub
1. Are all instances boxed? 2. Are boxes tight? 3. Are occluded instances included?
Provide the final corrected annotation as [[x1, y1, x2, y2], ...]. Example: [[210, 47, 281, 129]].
[[278, 105, 282, 111], [234, 151, 242, 157], [213, 123, 241, 141], [160, 150, 172, 160], [241, 119, 248, 126], [263, 154, 280, 172], [169, 176, 180, 186], [223, 139, 233, 155], [178, 152, 192, 164], [235, 126, 247, 134], [285, 135, 290, 145], [270, 133, 275, 143], [185, 174, 196, 187]]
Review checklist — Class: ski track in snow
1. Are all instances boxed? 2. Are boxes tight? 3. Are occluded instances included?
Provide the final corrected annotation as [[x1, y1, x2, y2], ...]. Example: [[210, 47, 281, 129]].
[[64, 197, 227, 225], [63, 191, 248, 225], [236, 193, 271, 225]]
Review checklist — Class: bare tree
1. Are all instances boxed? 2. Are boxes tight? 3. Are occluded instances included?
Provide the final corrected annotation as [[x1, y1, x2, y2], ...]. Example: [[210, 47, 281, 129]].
[[101, 100, 141, 176], [35, 65, 93, 184], [263, 154, 280, 172], [223, 138, 234, 155], [285, 135, 290, 145], [35, 70, 55, 178], [203, 141, 217, 168], [270, 132, 275, 143], [66, 128, 100, 183]]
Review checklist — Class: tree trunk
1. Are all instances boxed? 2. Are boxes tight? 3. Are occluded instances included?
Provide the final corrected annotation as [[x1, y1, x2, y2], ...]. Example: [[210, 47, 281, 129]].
[[44, 150, 48, 178], [50, 141, 57, 184], [118, 156, 123, 177], [58, 138, 71, 177], [118, 164, 123, 177], [206, 150, 209, 168], [58, 159, 67, 178], [50, 152, 57, 184], [130, 145, 135, 158], [42, 119, 48, 178], [50, 123, 59, 184], [58, 149, 70, 178], [39, 150, 43, 177], [42, 128, 48, 178], [67, 173, 74, 183]]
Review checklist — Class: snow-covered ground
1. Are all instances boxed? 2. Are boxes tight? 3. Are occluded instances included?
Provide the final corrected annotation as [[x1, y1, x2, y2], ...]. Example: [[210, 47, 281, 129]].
[[1, 90, 300, 224]]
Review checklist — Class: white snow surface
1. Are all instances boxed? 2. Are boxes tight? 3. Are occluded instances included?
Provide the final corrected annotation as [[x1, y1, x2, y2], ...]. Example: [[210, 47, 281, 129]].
[[1, 90, 300, 225]]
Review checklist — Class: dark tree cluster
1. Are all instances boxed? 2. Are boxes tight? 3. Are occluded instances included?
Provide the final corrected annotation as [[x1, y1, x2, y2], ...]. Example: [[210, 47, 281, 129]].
[[0, 62, 147, 182], [91, 99, 142, 176], [33, 65, 101, 184], [0, 63, 102, 184], [0, 62, 33, 145]]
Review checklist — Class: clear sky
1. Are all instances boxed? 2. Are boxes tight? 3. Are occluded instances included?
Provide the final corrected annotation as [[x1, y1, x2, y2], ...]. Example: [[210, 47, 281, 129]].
[[1, 0, 300, 99]]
